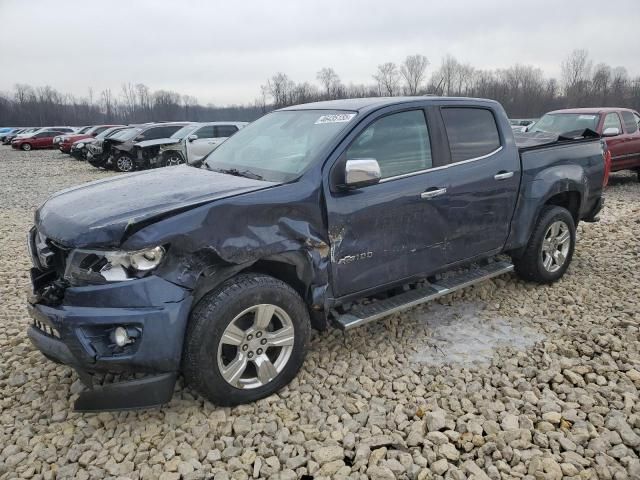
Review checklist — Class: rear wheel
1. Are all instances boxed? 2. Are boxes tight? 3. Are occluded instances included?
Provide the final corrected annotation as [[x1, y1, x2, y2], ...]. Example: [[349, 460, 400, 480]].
[[21, 143, 32, 151], [512, 206, 576, 284], [183, 274, 310, 406], [115, 154, 135, 172]]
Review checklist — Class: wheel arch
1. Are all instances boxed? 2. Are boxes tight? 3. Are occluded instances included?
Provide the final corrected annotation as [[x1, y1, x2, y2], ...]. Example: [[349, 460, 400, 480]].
[[190, 251, 328, 331]]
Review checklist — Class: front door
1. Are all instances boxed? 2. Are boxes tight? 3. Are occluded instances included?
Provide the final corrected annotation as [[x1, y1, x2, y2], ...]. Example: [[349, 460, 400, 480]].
[[617, 111, 640, 169], [602, 112, 627, 171], [326, 108, 449, 297], [34, 132, 51, 148], [439, 107, 521, 263]]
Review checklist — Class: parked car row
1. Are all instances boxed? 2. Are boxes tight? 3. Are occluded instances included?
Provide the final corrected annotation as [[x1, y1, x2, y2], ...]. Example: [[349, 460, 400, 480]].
[[82, 121, 248, 172], [3, 126, 79, 146]]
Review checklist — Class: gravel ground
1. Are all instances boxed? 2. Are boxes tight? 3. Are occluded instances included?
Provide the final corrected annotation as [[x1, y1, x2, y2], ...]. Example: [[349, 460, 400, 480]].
[[0, 145, 639, 480]]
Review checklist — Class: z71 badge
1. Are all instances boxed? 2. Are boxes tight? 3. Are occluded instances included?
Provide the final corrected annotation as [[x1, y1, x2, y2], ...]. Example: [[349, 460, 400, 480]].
[[337, 252, 373, 265]]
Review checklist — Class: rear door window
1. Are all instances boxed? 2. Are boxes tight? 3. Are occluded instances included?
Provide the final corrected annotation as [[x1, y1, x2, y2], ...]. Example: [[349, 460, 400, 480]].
[[441, 108, 501, 163], [346, 110, 432, 179], [214, 125, 239, 138], [621, 111, 638, 134]]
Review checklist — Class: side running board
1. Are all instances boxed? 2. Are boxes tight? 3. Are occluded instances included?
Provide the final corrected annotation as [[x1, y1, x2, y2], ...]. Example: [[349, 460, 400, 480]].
[[334, 261, 514, 330]]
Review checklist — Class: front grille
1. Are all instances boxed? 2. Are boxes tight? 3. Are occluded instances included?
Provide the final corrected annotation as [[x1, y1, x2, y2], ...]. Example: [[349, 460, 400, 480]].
[[29, 228, 69, 278], [32, 318, 61, 339]]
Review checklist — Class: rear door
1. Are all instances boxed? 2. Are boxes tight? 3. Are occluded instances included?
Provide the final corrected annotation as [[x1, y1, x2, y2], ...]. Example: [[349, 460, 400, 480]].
[[326, 107, 450, 297], [439, 106, 521, 264]]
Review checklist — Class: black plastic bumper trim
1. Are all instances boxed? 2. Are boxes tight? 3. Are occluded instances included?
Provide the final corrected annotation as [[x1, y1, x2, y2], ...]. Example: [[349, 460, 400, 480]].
[[74, 372, 177, 412], [27, 326, 77, 366]]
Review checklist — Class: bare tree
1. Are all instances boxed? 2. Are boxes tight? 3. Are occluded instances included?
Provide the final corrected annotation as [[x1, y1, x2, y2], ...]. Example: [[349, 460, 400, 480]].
[[400, 54, 429, 95], [264, 72, 295, 108], [561, 49, 592, 102], [316, 67, 341, 99], [373, 62, 400, 96], [101, 88, 114, 119]]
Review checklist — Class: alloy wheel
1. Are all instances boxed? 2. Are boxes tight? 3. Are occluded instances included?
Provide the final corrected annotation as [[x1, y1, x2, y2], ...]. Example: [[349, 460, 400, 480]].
[[217, 304, 295, 389], [166, 155, 184, 166], [116, 156, 133, 172], [541, 220, 571, 273]]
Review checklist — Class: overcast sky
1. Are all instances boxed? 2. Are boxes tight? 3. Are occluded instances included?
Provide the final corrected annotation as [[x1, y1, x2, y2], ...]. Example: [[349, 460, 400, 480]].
[[1, 0, 639, 105]]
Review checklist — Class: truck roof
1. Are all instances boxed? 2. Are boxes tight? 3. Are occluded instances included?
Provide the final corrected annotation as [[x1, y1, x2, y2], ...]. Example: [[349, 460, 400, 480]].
[[279, 96, 500, 113], [548, 107, 637, 115]]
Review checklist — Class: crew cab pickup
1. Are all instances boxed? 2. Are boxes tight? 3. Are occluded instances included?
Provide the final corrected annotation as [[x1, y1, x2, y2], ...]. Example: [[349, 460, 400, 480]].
[[26, 97, 606, 411], [531, 107, 640, 178]]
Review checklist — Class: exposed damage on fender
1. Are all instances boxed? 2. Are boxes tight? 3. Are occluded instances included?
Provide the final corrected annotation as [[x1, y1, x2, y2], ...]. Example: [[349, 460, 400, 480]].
[[26, 97, 606, 411]]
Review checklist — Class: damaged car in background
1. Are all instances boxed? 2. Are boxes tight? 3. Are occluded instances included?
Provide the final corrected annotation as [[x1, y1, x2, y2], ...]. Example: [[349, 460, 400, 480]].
[[71, 126, 129, 160], [26, 97, 606, 411], [158, 122, 248, 167], [90, 122, 188, 172], [57, 124, 122, 154]]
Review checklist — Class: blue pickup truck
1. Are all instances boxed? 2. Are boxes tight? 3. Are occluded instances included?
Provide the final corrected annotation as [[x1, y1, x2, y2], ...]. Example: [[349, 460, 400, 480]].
[[27, 97, 606, 411]]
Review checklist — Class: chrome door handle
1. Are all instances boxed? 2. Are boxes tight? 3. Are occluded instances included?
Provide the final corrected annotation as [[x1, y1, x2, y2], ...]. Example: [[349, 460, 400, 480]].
[[494, 171, 514, 180], [421, 188, 447, 199]]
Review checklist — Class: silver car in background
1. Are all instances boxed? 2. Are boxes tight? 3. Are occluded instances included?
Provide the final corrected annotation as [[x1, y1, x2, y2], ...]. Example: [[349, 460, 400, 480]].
[[159, 122, 248, 167]]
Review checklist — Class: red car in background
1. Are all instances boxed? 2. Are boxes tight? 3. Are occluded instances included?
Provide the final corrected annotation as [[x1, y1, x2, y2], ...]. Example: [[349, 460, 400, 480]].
[[57, 124, 123, 153], [531, 108, 640, 179], [11, 130, 64, 150]]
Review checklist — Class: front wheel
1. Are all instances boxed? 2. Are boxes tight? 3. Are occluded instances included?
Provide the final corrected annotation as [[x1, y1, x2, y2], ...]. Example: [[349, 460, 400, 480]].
[[512, 206, 576, 284], [164, 152, 185, 167], [21, 143, 32, 151], [183, 274, 310, 406], [114, 154, 135, 172]]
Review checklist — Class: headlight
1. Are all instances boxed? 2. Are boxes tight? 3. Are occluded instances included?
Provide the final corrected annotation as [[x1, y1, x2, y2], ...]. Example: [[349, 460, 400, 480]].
[[76, 142, 85, 148], [64, 246, 166, 284]]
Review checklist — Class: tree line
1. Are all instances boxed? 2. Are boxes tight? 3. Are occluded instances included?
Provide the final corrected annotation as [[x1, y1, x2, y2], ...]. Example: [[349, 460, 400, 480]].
[[1, 50, 639, 127]]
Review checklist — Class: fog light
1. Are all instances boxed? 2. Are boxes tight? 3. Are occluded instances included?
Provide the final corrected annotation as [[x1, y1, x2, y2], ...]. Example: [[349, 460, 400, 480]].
[[112, 326, 132, 347]]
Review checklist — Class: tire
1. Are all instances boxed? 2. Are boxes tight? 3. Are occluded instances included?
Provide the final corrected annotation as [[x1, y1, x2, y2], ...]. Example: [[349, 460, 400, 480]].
[[512, 206, 576, 284], [114, 154, 135, 172], [183, 273, 311, 406], [21, 143, 32, 151], [164, 151, 185, 167]]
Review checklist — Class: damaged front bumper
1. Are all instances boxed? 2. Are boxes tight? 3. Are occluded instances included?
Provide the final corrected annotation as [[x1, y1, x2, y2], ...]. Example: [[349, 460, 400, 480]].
[[27, 274, 193, 411]]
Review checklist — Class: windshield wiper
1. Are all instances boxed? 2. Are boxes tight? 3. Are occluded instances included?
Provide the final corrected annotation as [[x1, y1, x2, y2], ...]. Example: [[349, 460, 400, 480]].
[[210, 168, 264, 180]]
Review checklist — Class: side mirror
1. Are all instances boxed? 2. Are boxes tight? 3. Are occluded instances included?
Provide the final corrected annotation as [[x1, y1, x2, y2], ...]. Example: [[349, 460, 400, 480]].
[[602, 127, 620, 137], [344, 159, 381, 189], [187, 134, 198, 142]]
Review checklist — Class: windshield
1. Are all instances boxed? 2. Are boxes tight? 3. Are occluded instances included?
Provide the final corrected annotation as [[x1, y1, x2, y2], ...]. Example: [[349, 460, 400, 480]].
[[530, 113, 600, 135], [97, 127, 121, 139], [170, 124, 199, 139], [110, 128, 140, 141], [204, 110, 356, 182], [76, 126, 91, 134]]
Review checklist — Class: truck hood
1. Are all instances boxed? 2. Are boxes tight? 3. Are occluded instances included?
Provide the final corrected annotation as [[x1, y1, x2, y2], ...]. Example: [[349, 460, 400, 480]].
[[35, 166, 277, 248], [135, 138, 181, 148]]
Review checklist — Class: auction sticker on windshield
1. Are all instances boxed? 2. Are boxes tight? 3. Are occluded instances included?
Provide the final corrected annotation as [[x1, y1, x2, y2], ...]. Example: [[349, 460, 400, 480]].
[[315, 113, 356, 124]]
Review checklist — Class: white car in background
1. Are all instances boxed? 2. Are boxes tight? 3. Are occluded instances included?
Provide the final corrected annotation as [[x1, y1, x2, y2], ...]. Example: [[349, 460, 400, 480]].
[[158, 122, 248, 167]]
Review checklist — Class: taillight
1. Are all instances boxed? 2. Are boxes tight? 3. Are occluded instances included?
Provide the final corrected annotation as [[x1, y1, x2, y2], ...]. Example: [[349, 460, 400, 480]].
[[602, 147, 612, 187]]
